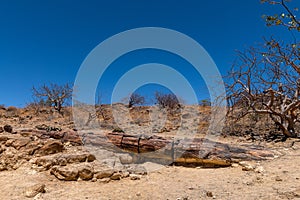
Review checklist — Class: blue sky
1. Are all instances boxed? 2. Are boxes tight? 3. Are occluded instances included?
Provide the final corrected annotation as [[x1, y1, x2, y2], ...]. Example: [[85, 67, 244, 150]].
[[0, 0, 298, 107]]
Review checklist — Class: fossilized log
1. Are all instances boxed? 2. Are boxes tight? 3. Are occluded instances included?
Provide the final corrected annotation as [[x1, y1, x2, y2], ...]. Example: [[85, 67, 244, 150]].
[[100, 133, 274, 167]]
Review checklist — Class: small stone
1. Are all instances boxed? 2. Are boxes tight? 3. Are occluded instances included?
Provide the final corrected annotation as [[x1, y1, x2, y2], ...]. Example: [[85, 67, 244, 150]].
[[239, 161, 255, 171], [242, 165, 254, 171], [254, 166, 264, 173], [231, 163, 239, 168], [293, 188, 300, 197], [126, 164, 147, 175], [99, 178, 110, 183], [275, 176, 283, 181], [24, 183, 46, 198], [110, 172, 122, 180], [0, 136, 8, 142], [118, 154, 133, 164], [4, 125, 13, 133], [130, 174, 141, 180], [122, 171, 130, 178], [206, 191, 213, 197]]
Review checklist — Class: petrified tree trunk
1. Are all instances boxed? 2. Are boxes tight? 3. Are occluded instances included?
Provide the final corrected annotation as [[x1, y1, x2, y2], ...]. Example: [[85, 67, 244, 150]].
[[103, 132, 274, 167]]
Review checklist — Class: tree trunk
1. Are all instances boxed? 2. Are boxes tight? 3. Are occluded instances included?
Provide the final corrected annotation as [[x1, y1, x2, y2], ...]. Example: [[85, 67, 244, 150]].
[[85, 132, 277, 167]]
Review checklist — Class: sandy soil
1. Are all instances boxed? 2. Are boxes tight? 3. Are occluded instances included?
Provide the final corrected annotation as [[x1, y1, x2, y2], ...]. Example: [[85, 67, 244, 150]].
[[0, 141, 300, 200]]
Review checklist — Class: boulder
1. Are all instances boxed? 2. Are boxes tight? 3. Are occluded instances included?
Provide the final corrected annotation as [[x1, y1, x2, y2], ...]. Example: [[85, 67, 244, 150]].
[[77, 163, 94, 180], [35, 156, 57, 170], [11, 138, 31, 150], [35, 141, 64, 156], [50, 165, 79, 181], [93, 162, 114, 179]]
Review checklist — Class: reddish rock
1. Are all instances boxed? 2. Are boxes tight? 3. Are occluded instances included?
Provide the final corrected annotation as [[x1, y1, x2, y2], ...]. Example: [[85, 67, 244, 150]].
[[61, 130, 83, 146], [48, 131, 65, 139], [11, 138, 31, 150], [35, 141, 64, 156]]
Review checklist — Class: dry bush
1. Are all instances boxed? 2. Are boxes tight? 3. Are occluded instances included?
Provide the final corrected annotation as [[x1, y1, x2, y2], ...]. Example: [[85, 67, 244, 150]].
[[128, 93, 145, 108], [5, 106, 19, 117], [32, 83, 72, 114], [155, 92, 181, 110]]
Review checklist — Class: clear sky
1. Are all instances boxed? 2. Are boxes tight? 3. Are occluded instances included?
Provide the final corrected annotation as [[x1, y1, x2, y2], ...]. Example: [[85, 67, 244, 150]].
[[0, 0, 298, 107]]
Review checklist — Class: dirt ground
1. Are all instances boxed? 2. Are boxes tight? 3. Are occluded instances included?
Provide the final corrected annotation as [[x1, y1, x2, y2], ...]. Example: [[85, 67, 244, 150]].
[[1, 106, 300, 200], [0, 140, 299, 200]]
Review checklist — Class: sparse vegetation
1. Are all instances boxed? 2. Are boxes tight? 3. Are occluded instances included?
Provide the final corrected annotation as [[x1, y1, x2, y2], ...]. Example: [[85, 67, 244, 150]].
[[32, 83, 73, 114], [226, 0, 300, 138], [128, 93, 145, 108], [155, 92, 181, 110]]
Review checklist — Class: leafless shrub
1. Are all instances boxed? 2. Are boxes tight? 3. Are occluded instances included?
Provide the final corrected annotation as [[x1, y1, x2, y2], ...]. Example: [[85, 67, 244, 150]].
[[155, 92, 181, 110], [226, 39, 300, 138], [32, 83, 72, 114], [128, 93, 145, 108]]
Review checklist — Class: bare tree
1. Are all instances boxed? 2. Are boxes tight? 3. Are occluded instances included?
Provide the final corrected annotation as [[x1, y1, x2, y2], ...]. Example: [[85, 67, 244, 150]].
[[95, 92, 109, 120], [155, 92, 181, 109], [261, 0, 300, 31], [227, 39, 300, 138], [128, 93, 145, 108], [32, 83, 72, 113]]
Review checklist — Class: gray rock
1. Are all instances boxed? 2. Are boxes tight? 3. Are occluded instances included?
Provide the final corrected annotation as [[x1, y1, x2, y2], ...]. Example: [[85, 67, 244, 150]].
[[126, 164, 147, 175], [118, 154, 133, 164]]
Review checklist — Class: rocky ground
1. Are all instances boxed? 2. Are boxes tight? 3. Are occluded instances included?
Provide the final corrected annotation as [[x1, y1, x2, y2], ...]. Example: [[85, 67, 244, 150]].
[[0, 105, 300, 199]]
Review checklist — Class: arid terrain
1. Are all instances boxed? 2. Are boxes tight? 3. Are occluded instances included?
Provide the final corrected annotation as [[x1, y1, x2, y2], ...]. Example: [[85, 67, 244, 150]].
[[0, 105, 300, 200]]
